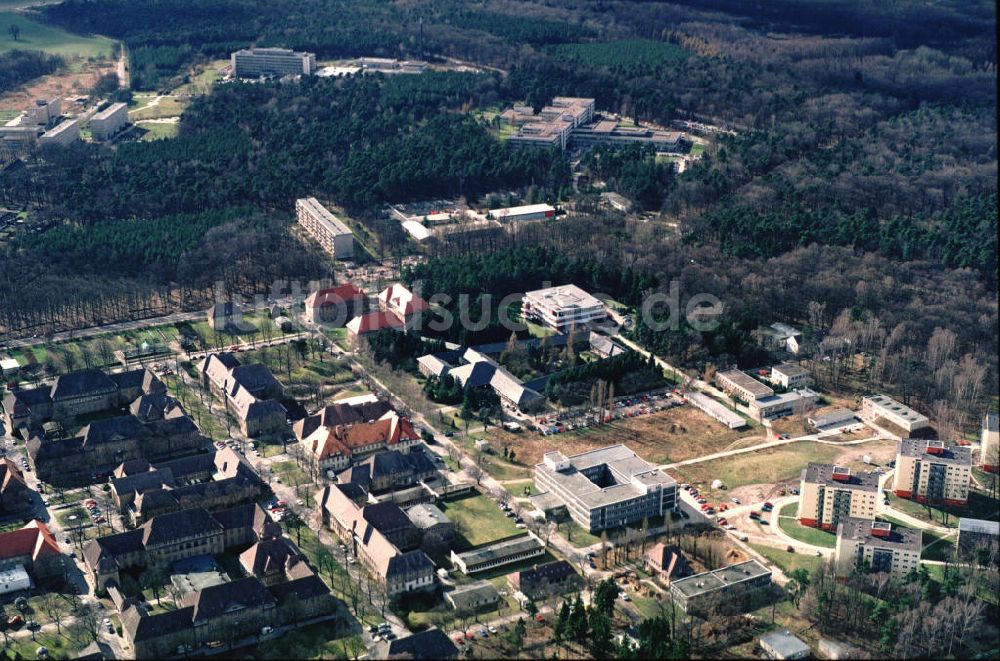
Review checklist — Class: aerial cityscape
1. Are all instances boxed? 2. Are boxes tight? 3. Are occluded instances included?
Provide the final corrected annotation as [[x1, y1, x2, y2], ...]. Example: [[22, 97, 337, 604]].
[[0, 0, 997, 660]]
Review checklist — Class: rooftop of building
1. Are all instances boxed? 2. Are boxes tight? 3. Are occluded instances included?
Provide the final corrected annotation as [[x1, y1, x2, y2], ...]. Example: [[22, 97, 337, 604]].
[[802, 463, 880, 490], [836, 517, 921, 550], [297, 196, 352, 235], [759, 630, 811, 658], [716, 369, 774, 398], [897, 439, 972, 464], [536, 444, 675, 509], [455, 533, 543, 566], [670, 559, 771, 598], [91, 102, 127, 121], [958, 518, 999, 536], [405, 502, 451, 529], [864, 395, 929, 423], [771, 362, 810, 377], [523, 284, 603, 311]]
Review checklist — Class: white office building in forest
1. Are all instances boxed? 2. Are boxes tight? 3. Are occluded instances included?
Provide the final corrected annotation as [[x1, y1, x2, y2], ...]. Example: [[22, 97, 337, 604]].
[[231, 48, 316, 78]]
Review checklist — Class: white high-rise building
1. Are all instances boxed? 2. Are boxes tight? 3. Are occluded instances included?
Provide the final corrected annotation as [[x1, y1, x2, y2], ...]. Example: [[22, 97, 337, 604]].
[[231, 48, 316, 78]]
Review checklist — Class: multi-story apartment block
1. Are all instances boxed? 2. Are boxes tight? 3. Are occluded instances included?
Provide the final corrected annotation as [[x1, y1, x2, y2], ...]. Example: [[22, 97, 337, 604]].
[[39, 117, 80, 147], [522, 284, 607, 332], [295, 197, 354, 259], [89, 102, 129, 140], [231, 47, 316, 78], [715, 369, 774, 402], [834, 519, 921, 578], [981, 412, 999, 473], [892, 439, 972, 506], [534, 445, 677, 533], [798, 464, 880, 530], [861, 395, 930, 433]]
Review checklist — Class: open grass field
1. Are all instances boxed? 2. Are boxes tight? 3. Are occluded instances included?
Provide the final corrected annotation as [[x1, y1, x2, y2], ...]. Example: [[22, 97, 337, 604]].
[[885, 489, 999, 529], [558, 519, 602, 548], [0, 11, 114, 57], [485, 404, 767, 475], [672, 438, 897, 503], [253, 624, 363, 659], [136, 119, 179, 140], [776, 502, 837, 547], [271, 460, 310, 487], [438, 493, 521, 549], [749, 543, 825, 576], [128, 94, 189, 120]]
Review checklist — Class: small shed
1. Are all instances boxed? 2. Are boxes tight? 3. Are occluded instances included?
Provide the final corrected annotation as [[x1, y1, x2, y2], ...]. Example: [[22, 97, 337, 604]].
[[759, 630, 811, 660]]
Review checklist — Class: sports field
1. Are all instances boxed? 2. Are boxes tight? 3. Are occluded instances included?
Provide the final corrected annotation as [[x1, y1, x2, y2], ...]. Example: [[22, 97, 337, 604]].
[[0, 10, 114, 57]]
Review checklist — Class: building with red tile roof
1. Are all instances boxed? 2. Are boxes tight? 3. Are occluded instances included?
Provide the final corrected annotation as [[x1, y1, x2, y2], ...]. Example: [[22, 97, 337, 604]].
[[304, 284, 367, 325], [0, 520, 64, 581]]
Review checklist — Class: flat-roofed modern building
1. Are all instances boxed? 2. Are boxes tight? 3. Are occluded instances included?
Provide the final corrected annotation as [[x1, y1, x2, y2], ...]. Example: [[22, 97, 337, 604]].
[[770, 363, 812, 389], [685, 391, 746, 429], [807, 407, 857, 430], [231, 47, 316, 78], [487, 204, 556, 222], [957, 517, 998, 562], [798, 464, 880, 530], [715, 369, 774, 402], [90, 102, 129, 140], [450, 533, 545, 575], [669, 559, 772, 614], [892, 439, 972, 506], [861, 395, 930, 433], [981, 412, 998, 473], [748, 388, 820, 422], [534, 444, 677, 533], [522, 284, 606, 332], [834, 518, 920, 578], [295, 197, 354, 259], [39, 117, 80, 147]]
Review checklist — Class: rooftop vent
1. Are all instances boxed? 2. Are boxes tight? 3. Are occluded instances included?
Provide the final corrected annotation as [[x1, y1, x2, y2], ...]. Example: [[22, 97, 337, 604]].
[[871, 521, 892, 539]]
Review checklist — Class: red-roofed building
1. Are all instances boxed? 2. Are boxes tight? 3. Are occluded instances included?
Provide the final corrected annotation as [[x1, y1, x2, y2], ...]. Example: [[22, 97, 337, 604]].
[[304, 284, 367, 325], [303, 413, 420, 472], [0, 520, 64, 581], [378, 284, 429, 322], [346, 311, 405, 343]]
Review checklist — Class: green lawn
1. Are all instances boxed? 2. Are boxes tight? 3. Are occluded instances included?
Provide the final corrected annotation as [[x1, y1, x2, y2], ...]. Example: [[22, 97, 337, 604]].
[[0, 11, 114, 57], [253, 623, 363, 659], [271, 460, 311, 487], [884, 493, 962, 529], [128, 95, 189, 120], [136, 120, 179, 141], [749, 544, 824, 576], [690, 142, 706, 156], [920, 529, 956, 562], [559, 519, 602, 548], [438, 493, 521, 549], [674, 442, 842, 493], [776, 502, 837, 548]]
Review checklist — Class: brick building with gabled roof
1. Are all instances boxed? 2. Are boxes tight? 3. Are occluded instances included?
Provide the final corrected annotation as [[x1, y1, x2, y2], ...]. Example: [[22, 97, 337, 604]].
[[0, 520, 64, 582], [0, 458, 34, 516], [304, 284, 368, 325]]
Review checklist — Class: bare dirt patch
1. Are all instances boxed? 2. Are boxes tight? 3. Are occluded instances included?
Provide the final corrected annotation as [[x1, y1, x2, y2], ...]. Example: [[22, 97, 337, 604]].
[[486, 404, 766, 472], [0, 60, 115, 112]]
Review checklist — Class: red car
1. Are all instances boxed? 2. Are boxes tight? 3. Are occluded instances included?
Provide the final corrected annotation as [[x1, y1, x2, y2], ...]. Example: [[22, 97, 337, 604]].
[[763, 502, 774, 509], [465, 632, 475, 640], [454, 637, 464, 645], [535, 614, 546, 623], [718, 518, 728, 525]]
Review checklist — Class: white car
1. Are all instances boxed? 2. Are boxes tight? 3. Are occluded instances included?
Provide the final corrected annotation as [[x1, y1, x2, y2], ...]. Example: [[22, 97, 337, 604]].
[[296, 499, 304, 506]]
